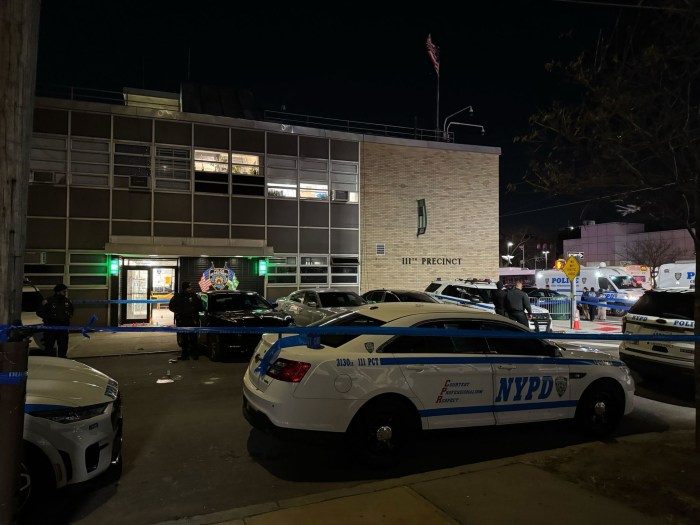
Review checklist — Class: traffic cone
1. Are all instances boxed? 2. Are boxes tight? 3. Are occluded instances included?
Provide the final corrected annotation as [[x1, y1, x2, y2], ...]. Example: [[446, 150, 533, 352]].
[[573, 308, 581, 330]]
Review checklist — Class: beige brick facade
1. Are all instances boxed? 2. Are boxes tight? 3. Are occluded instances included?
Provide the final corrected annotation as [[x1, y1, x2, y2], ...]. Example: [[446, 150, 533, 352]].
[[360, 139, 500, 293]]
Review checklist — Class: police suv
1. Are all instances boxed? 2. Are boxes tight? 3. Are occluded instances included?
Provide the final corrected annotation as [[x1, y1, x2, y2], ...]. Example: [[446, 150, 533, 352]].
[[424, 278, 553, 332], [19, 357, 123, 515], [243, 303, 634, 465], [619, 288, 694, 381]]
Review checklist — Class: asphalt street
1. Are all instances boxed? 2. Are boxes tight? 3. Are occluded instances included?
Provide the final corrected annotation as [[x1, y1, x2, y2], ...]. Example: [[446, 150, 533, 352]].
[[18, 344, 695, 525]]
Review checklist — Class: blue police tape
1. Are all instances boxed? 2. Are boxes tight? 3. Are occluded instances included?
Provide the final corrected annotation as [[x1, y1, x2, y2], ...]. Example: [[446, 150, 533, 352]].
[[0, 371, 28, 385], [1, 323, 697, 343], [71, 299, 170, 304], [254, 334, 308, 377], [81, 314, 98, 339]]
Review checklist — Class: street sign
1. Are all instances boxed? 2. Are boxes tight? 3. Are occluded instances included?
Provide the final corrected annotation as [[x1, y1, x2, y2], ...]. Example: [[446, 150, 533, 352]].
[[563, 256, 580, 282]]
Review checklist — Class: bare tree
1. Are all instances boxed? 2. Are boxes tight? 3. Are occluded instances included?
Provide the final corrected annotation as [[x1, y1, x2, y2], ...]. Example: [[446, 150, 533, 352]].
[[517, 1, 700, 449], [618, 239, 686, 287]]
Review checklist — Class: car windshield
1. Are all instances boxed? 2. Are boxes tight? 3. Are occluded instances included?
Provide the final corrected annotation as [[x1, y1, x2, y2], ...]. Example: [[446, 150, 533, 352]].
[[610, 275, 641, 290], [318, 292, 366, 307], [629, 291, 694, 320], [308, 311, 385, 348], [394, 291, 439, 303], [209, 294, 271, 312]]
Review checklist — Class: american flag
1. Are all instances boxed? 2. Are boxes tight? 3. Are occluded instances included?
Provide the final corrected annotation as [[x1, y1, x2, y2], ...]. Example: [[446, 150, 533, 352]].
[[426, 33, 439, 76], [198, 267, 211, 292]]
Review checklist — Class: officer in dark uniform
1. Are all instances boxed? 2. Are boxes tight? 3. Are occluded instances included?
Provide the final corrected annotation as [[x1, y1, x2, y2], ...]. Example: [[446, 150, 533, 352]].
[[168, 281, 204, 360], [37, 283, 74, 358], [493, 281, 508, 316], [505, 280, 532, 328]]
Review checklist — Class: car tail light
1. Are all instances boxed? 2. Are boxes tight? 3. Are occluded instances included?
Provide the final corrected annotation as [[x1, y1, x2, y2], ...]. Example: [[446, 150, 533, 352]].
[[267, 358, 311, 382]]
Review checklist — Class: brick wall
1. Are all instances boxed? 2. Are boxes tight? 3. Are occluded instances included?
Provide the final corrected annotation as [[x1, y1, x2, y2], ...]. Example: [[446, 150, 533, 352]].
[[360, 140, 500, 292]]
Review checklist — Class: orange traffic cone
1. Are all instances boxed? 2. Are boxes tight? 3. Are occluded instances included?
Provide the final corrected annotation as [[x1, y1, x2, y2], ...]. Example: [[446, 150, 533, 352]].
[[573, 308, 581, 330]]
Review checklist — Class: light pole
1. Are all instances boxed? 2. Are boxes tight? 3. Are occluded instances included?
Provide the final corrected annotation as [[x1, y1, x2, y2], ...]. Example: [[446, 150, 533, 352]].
[[506, 241, 513, 266], [543, 250, 549, 269], [443, 105, 473, 138]]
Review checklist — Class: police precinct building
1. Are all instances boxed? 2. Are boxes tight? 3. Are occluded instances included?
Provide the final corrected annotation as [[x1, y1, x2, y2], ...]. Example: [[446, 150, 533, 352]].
[[25, 86, 500, 326]]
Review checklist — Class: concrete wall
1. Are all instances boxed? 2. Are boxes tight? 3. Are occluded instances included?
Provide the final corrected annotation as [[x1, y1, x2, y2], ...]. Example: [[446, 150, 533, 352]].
[[360, 140, 500, 293]]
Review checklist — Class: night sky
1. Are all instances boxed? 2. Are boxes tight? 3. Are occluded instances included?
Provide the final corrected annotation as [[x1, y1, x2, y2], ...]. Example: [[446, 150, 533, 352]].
[[36, 0, 631, 237]]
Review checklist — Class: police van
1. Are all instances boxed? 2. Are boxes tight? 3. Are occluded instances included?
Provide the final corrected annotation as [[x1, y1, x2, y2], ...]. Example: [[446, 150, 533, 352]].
[[657, 261, 695, 289], [536, 265, 643, 315], [424, 278, 552, 332]]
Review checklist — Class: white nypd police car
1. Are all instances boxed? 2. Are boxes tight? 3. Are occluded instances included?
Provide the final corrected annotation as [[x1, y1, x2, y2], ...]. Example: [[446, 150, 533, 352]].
[[243, 303, 634, 465], [18, 356, 122, 511], [424, 278, 553, 332]]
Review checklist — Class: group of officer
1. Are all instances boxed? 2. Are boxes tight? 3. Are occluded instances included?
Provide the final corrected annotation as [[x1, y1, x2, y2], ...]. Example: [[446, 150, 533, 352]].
[[493, 280, 532, 327]]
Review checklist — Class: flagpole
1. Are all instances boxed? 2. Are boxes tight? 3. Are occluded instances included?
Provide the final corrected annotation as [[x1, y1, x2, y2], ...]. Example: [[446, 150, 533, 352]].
[[436, 73, 440, 134]]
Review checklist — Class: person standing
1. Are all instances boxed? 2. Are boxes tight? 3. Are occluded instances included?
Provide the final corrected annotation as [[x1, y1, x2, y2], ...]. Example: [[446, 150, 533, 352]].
[[597, 288, 608, 321], [586, 287, 598, 322], [37, 283, 74, 358], [493, 281, 508, 316], [505, 280, 532, 328], [168, 281, 204, 360], [580, 287, 591, 321]]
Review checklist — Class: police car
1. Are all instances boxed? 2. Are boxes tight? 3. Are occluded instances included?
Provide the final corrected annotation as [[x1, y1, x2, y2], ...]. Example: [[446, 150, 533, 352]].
[[18, 357, 122, 513], [243, 303, 634, 465], [619, 289, 694, 381], [424, 278, 553, 332]]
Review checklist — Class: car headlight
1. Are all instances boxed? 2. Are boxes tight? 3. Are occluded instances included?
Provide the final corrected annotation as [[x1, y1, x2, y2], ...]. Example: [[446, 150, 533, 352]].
[[30, 402, 109, 424]]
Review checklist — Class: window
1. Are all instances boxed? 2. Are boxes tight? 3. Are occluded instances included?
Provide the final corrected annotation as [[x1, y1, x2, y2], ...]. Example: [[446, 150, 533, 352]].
[[310, 311, 385, 348], [303, 291, 319, 304], [30, 135, 67, 185], [331, 256, 358, 284], [330, 161, 358, 203], [194, 149, 228, 194], [231, 153, 264, 196], [382, 320, 489, 354], [288, 291, 305, 303], [70, 139, 110, 186], [481, 321, 551, 356], [114, 142, 151, 188], [317, 291, 365, 308], [300, 256, 328, 284], [155, 146, 191, 191], [68, 252, 108, 286], [267, 256, 297, 285]]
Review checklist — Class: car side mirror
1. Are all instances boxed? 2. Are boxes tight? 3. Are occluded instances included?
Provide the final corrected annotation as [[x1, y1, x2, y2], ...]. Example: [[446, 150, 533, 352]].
[[307, 301, 318, 308]]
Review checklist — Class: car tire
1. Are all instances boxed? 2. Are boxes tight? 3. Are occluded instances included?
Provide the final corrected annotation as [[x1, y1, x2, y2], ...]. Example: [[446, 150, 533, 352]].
[[348, 398, 418, 468], [17, 443, 55, 517], [210, 335, 222, 362], [575, 382, 623, 437]]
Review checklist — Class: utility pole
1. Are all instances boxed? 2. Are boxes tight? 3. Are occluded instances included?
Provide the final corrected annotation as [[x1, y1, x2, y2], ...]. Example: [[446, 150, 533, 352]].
[[0, 1, 41, 522]]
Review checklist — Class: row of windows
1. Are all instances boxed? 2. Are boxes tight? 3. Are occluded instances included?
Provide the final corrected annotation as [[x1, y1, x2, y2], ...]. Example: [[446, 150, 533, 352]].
[[30, 136, 358, 201], [24, 252, 109, 287], [266, 255, 359, 285]]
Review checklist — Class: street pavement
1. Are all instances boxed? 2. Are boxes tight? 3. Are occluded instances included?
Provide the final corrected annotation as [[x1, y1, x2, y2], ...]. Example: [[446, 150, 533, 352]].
[[52, 317, 673, 525]]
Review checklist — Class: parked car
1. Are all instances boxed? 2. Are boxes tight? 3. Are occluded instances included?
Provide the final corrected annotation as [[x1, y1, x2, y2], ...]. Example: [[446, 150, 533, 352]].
[[197, 290, 294, 361], [19, 356, 122, 515], [619, 288, 694, 382], [243, 302, 634, 466], [425, 279, 552, 331], [362, 289, 440, 304], [276, 289, 367, 326], [523, 287, 571, 321]]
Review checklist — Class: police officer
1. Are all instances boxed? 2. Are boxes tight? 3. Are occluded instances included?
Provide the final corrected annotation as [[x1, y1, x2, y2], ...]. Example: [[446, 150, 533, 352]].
[[168, 281, 204, 360], [37, 283, 74, 358], [505, 280, 532, 328], [493, 281, 508, 316]]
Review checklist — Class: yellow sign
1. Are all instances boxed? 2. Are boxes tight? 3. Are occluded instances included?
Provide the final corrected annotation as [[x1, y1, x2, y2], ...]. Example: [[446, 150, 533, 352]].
[[563, 256, 580, 282]]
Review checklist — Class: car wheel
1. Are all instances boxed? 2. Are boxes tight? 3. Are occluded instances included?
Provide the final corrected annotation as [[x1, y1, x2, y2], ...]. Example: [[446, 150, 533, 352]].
[[210, 335, 222, 362], [575, 382, 623, 437], [16, 444, 54, 517], [349, 398, 418, 468]]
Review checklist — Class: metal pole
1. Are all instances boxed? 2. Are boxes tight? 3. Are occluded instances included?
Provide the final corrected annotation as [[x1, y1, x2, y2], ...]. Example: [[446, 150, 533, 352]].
[[436, 74, 440, 133]]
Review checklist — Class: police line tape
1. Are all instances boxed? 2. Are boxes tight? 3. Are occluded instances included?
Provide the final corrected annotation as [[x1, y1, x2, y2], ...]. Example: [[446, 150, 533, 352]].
[[1, 321, 698, 343]]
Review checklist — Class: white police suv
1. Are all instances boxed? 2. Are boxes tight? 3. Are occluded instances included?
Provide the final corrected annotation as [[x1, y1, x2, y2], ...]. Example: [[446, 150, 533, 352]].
[[18, 356, 122, 513], [619, 288, 694, 381], [425, 278, 553, 332], [243, 303, 634, 465]]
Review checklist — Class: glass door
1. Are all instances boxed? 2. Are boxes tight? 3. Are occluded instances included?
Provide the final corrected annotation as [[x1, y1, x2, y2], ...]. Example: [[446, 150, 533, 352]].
[[122, 268, 150, 324]]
